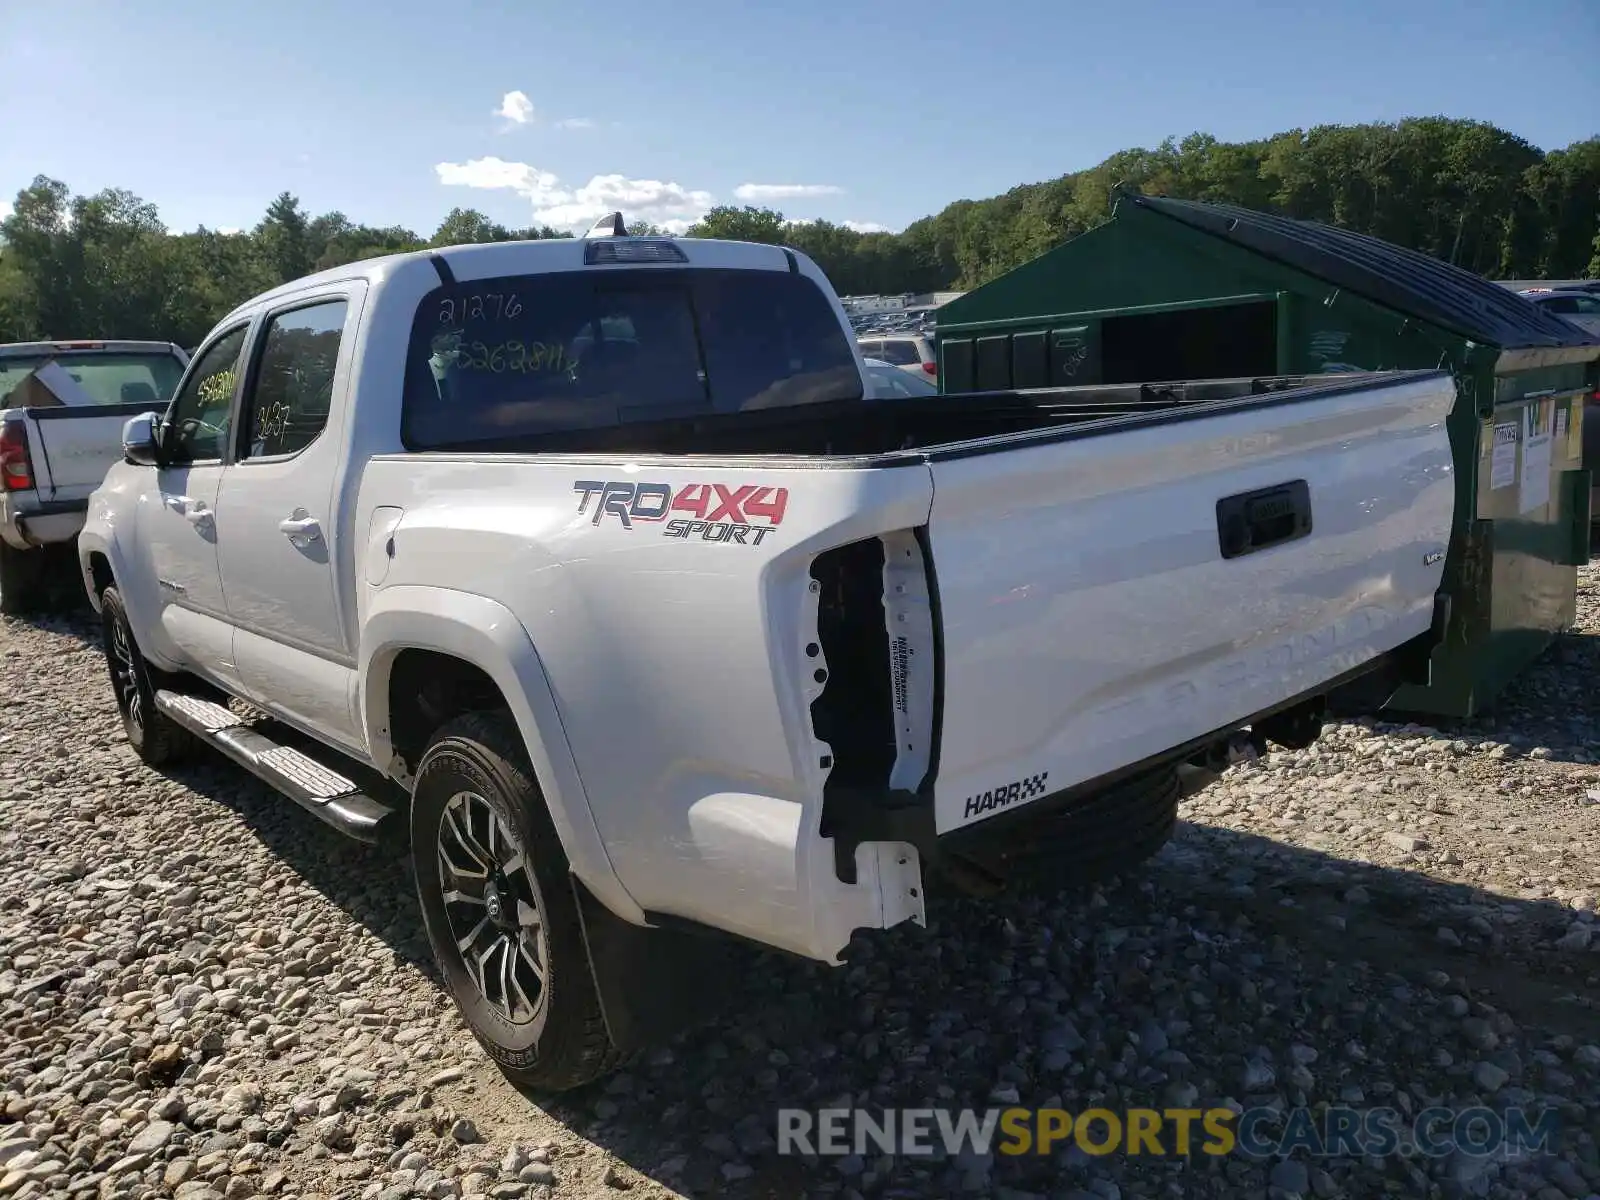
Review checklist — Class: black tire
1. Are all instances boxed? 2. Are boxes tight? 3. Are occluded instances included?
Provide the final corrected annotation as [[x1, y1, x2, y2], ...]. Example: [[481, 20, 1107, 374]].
[[0, 541, 46, 616], [411, 710, 622, 1092], [100, 587, 193, 765]]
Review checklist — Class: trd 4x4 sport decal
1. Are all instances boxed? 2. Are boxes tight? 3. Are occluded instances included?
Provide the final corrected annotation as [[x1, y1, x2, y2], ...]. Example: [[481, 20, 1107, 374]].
[[573, 480, 789, 546]]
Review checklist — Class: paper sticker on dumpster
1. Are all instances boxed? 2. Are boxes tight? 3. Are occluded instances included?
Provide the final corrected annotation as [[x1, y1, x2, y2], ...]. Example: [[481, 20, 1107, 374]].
[[1489, 422, 1518, 490], [1519, 402, 1553, 514]]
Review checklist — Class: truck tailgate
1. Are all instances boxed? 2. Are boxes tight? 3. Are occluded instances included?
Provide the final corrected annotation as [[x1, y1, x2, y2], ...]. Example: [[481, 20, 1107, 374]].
[[925, 370, 1455, 833], [17, 402, 164, 499]]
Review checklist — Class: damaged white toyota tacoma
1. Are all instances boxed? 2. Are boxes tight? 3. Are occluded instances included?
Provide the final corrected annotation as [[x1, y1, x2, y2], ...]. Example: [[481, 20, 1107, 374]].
[[79, 215, 1456, 1090]]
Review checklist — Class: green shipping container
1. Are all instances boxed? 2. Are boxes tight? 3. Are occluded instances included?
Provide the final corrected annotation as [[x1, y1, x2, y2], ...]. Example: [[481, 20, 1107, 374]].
[[935, 193, 1600, 718]]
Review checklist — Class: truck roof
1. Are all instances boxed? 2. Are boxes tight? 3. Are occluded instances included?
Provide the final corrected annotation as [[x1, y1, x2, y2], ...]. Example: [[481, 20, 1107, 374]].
[[223, 235, 804, 325], [0, 340, 184, 356]]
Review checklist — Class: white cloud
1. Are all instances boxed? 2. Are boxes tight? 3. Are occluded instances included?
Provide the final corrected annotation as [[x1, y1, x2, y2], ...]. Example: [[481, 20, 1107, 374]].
[[0, 201, 12, 221], [734, 183, 844, 201], [555, 117, 596, 130], [495, 90, 535, 125], [435, 156, 715, 233], [218, 226, 242, 236], [787, 216, 895, 234], [436, 157, 559, 194]]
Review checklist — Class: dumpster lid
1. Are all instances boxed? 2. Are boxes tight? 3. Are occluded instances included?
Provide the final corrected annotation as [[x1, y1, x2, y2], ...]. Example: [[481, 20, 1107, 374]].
[[1128, 195, 1600, 352]]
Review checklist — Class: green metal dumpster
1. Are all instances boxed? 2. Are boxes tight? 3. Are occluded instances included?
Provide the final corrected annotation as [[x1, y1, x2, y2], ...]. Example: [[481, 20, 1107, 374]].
[[935, 193, 1600, 718]]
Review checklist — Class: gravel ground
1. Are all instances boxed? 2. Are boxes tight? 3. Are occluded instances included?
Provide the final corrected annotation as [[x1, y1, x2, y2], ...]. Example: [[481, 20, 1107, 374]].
[[2, 568, 1598, 1200]]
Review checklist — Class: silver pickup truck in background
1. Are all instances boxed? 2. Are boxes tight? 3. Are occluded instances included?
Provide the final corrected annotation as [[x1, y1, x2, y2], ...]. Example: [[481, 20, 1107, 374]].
[[0, 340, 188, 612]]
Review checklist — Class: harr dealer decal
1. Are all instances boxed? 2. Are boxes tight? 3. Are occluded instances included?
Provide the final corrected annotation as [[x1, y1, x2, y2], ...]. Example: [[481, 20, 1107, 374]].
[[962, 771, 1050, 821], [574, 481, 789, 546]]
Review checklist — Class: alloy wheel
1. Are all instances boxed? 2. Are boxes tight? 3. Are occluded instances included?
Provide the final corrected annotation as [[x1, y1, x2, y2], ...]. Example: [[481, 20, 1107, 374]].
[[436, 791, 549, 1025], [108, 616, 143, 734]]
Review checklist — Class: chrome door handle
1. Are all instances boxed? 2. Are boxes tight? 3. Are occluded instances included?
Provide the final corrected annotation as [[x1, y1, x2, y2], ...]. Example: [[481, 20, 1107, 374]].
[[164, 495, 211, 524], [278, 515, 322, 543]]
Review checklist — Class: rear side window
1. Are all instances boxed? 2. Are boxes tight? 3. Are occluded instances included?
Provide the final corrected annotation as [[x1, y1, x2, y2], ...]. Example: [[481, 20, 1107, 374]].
[[403, 267, 861, 449], [878, 340, 922, 366], [240, 300, 348, 460]]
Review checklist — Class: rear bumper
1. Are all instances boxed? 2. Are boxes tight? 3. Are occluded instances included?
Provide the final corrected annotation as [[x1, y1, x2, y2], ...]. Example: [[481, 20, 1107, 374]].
[[1, 496, 88, 549], [939, 764, 1182, 894], [656, 620, 1439, 966]]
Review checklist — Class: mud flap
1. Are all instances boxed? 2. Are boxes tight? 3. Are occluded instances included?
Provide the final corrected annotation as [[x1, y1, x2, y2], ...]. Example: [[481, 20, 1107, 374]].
[[569, 876, 742, 1054]]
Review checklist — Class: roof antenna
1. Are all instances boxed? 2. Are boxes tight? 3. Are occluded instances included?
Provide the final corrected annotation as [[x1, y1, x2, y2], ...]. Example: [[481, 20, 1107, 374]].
[[584, 212, 628, 238]]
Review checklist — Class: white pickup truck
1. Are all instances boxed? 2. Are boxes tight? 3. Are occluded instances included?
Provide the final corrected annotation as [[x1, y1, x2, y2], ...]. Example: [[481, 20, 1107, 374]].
[[80, 217, 1456, 1090], [1, 340, 188, 612]]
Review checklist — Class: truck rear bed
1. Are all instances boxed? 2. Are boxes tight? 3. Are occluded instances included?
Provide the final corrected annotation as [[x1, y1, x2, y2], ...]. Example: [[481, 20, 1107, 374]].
[[10, 401, 171, 499], [495, 370, 1399, 458]]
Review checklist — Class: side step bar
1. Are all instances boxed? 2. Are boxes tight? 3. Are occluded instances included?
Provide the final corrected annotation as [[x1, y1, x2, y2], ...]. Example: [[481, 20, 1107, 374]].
[[154, 691, 396, 843]]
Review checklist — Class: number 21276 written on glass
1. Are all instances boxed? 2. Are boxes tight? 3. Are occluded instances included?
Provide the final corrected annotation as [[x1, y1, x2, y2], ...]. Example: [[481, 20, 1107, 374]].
[[439, 294, 522, 324]]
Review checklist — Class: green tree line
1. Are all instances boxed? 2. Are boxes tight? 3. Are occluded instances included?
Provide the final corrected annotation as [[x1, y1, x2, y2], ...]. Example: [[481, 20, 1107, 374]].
[[2, 117, 1596, 348]]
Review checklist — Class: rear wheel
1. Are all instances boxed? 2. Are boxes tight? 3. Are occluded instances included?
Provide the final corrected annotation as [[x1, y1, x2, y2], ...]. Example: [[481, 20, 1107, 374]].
[[0, 542, 45, 616], [411, 711, 621, 1091], [100, 587, 192, 765]]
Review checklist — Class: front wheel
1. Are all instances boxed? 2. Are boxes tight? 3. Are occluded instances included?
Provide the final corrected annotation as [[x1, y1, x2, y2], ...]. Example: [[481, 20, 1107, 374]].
[[100, 587, 192, 765], [411, 711, 622, 1092]]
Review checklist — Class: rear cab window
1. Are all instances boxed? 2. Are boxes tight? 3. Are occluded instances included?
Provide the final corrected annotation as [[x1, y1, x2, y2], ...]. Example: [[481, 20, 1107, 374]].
[[878, 340, 922, 366], [402, 267, 862, 449], [0, 350, 185, 410]]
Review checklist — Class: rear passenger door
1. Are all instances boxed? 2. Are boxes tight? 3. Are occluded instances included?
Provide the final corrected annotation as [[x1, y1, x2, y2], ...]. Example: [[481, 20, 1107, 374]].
[[214, 294, 365, 752]]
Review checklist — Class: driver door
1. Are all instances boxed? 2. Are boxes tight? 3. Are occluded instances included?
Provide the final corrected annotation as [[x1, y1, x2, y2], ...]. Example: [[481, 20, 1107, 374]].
[[134, 323, 251, 687]]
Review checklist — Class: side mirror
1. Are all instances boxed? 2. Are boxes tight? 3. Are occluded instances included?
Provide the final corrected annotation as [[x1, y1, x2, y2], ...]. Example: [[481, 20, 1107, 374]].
[[122, 412, 163, 468]]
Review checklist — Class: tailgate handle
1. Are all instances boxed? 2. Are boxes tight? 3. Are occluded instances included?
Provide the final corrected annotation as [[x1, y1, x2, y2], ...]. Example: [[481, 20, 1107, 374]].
[[1217, 480, 1312, 559]]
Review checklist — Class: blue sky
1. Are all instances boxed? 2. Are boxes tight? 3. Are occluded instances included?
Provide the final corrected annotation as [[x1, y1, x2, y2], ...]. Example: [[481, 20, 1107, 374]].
[[2, 0, 1596, 237]]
